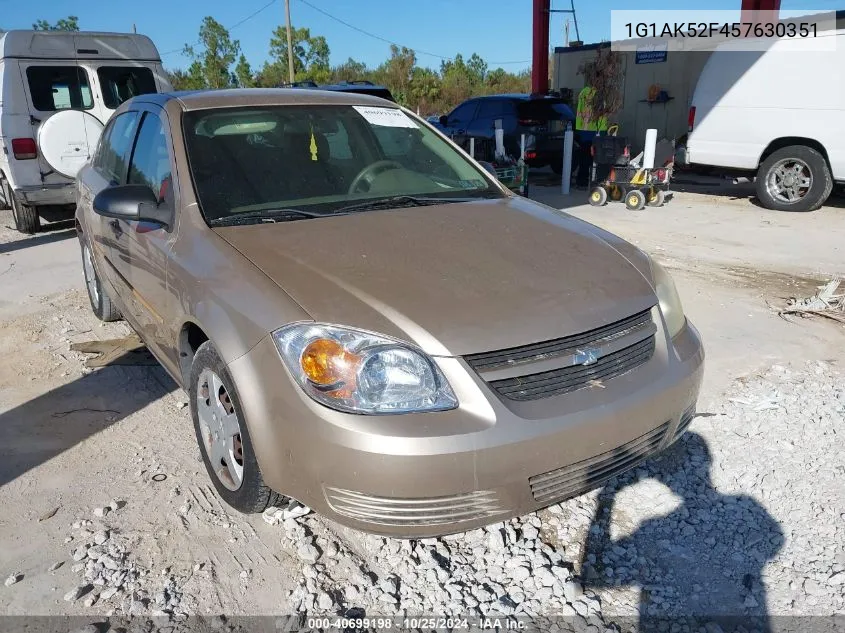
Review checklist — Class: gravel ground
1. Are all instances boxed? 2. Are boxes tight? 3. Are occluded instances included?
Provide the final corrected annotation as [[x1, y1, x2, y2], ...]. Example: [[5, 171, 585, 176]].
[[1, 202, 844, 630]]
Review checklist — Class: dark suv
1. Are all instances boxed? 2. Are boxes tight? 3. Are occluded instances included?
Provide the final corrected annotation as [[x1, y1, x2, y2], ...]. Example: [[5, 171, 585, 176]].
[[281, 80, 395, 102], [434, 94, 575, 173]]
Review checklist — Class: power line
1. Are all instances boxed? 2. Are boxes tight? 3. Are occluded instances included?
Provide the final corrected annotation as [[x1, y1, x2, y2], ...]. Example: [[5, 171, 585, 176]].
[[160, 0, 278, 56], [295, 0, 448, 60], [296, 0, 530, 66]]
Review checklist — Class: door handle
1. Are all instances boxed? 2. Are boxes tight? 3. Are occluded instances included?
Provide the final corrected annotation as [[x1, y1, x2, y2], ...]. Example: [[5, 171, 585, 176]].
[[108, 219, 123, 239]]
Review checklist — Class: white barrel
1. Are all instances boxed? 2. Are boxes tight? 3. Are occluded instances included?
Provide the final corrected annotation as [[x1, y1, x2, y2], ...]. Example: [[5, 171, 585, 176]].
[[643, 128, 658, 169], [562, 124, 574, 195]]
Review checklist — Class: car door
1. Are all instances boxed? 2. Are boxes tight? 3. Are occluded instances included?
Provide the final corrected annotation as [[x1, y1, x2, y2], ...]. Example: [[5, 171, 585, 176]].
[[81, 110, 141, 307], [122, 106, 181, 376], [467, 99, 502, 140]]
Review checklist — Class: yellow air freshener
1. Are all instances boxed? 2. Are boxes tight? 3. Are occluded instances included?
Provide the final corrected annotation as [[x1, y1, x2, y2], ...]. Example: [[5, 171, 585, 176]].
[[309, 129, 318, 161]]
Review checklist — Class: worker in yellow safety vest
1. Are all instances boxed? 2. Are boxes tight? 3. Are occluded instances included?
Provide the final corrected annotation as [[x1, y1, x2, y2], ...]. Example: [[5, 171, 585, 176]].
[[575, 85, 608, 188]]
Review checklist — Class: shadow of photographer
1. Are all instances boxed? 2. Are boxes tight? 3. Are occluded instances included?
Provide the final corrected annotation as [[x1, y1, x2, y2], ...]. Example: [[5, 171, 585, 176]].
[[579, 431, 784, 632]]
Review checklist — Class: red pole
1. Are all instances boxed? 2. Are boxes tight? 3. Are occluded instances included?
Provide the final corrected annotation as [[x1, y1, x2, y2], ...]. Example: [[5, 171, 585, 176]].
[[531, 0, 550, 96], [741, 0, 781, 24]]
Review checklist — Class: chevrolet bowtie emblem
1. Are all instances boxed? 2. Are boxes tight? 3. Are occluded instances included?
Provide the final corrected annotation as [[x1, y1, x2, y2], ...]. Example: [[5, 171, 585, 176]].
[[574, 347, 600, 366]]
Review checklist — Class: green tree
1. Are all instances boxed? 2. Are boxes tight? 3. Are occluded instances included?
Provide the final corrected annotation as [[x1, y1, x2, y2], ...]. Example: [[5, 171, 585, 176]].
[[466, 53, 488, 85], [234, 54, 255, 88], [331, 57, 369, 83], [374, 45, 416, 105], [409, 67, 441, 115], [263, 25, 330, 85], [165, 69, 204, 91], [33, 16, 79, 31], [183, 17, 241, 89]]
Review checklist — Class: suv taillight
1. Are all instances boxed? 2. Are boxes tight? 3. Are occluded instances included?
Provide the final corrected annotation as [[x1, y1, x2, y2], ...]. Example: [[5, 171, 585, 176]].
[[12, 138, 37, 160], [518, 118, 542, 127], [688, 106, 696, 133]]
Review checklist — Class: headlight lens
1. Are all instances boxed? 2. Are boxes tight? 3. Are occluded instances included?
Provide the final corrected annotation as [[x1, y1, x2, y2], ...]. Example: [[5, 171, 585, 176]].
[[650, 259, 686, 338], [272, 323, 458, 415]]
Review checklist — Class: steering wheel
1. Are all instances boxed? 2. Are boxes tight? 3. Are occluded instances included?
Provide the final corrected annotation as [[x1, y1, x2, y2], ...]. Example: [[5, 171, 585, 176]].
[[347, 160, 403, 195]]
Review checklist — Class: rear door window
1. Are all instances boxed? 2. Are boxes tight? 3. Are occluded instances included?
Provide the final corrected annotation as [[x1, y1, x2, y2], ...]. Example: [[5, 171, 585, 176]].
[[97, 67, 157, 109], [94, 111, 140, 184], [447, 102, 478, 127], [26, 66, 93, 111]]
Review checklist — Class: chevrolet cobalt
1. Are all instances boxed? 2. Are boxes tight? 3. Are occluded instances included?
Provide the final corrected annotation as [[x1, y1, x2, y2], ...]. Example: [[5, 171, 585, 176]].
[[75, 89, 704, 537]]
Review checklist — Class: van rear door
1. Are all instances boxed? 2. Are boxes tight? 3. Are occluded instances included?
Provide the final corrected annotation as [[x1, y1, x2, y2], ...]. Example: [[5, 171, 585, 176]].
[[16, 61, 101, 185]]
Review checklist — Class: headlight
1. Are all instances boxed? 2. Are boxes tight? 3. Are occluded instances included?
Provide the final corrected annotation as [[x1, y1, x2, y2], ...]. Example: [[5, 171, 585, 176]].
[[650, 259, 686, 338], [272, 323, 458, 415]]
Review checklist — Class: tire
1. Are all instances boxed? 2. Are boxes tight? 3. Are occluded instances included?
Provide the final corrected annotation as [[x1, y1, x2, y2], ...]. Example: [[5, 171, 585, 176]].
[[625, 189, 646, 211], [589, 186, 608, 207], [80, 240, 121, 322], [189, 341, 286, 514], [647, 189, 666, 207], [11, 194, 40, 234], [550, 161, 563, 175], [0, 177, 11, 211], [755, 145, 832, 212]]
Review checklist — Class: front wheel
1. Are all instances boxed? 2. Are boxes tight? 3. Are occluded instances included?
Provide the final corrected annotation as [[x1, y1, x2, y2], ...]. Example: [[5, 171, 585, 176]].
[[190, 342, 286, 513], [755, 145, 832, 212], [625, 189, 646, 211], [80, 240, 121, 322], [589, 186, 608, 206]]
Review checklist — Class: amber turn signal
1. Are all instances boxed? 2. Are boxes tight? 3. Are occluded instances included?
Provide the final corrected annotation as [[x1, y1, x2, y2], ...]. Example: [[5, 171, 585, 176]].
[[300, 338, 360, 387]]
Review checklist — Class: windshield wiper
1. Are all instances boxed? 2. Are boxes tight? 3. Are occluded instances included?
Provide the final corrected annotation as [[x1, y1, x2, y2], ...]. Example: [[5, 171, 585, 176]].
[[209, 208, 329, 227], [333, 195, 478, 215]]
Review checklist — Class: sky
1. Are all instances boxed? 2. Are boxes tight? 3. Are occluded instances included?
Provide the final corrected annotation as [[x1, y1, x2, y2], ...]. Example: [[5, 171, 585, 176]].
[[1, 0, 840, 73]]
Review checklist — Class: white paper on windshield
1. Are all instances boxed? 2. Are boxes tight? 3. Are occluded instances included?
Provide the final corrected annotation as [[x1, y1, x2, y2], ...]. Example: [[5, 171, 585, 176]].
[[353, 106, 418, 128]]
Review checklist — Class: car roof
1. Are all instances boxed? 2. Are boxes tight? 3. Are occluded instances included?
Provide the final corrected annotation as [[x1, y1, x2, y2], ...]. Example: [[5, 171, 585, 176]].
[[133, 88, 398, 111], [469, 94, 568, 102]]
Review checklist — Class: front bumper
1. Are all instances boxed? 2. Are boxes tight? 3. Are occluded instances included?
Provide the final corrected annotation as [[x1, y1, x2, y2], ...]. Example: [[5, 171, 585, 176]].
[[228, 316, 704, 538]]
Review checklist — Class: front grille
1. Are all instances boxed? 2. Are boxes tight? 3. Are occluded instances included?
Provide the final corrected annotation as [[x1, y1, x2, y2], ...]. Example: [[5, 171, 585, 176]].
[[672, 406, 696, 441], [464, 308, 656, 401], [489, 336, 655, 401], [323, 487, 501, 527], [529, 422, 670, 503], [465, 308, 653, 371]]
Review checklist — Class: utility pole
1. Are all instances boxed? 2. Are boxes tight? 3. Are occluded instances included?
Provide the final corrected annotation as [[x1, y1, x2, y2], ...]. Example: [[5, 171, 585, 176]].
[[285, 0, 295, 84]]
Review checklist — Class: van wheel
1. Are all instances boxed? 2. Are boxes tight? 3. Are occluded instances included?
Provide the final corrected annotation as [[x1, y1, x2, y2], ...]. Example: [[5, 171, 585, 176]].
[[0, 177, 11, 211], [11, 195, 40, 234], [756, 146, 832, 212], [190, 341, 287, 514]]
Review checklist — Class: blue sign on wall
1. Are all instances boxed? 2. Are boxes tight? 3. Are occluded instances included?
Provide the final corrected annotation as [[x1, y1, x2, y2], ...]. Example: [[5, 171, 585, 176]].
[[636, 46, 668, 64]]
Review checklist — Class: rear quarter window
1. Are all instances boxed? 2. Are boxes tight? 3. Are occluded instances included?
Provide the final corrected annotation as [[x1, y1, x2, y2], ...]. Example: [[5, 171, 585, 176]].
[[26, 66, 93, 111]]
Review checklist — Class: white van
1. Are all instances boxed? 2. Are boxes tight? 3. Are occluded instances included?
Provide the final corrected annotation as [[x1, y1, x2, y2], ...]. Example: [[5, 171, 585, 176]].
[[687, 29, 844, 212], [0, 30, 172, 233]]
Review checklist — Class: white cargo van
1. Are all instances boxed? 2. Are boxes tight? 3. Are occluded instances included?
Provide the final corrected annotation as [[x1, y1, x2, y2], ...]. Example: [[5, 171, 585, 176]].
[[0, 31, 172, 233], [687, 29, 844, 212]]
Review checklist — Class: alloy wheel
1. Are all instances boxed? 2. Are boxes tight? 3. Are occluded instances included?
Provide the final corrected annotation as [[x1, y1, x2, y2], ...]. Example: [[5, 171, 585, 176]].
[[766, 158, 812, 204]]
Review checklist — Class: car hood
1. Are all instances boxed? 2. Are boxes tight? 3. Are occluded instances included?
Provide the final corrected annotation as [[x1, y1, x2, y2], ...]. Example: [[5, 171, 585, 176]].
[[213, 196, 657, 357]]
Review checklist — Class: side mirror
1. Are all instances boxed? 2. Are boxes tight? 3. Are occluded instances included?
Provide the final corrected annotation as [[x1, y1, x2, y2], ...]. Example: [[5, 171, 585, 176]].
[[439, 115, 449, 126], [93, 184, 171, 229]]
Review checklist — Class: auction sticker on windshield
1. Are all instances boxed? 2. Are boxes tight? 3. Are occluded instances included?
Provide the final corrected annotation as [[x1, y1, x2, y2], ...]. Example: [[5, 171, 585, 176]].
[[353, 106, 418, 128]]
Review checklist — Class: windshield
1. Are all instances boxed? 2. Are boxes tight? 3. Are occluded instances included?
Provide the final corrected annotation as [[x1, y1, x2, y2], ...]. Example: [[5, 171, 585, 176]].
[[183, 105, 503, 223]]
